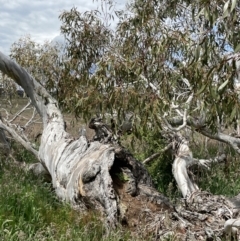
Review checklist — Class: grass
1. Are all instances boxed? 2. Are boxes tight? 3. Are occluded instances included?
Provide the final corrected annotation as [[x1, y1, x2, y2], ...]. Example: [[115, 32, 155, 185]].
[[0, 96, 134, 240], [190, 140, 240, 197], [137, 134, 240, 201], [198, 155, 240, 197], [0, 147, 134, 241]]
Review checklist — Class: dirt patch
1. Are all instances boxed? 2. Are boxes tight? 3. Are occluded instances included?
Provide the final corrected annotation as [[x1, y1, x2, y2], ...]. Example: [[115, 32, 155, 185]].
[[111, 173, 174, 239]]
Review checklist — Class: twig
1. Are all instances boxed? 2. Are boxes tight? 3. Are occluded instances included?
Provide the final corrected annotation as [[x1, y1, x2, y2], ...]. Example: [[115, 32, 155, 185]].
[[9, 99, 31, 123], [143, 143, 172, 164], [0, 119, 38, 159], [24, 107, 36, 128]]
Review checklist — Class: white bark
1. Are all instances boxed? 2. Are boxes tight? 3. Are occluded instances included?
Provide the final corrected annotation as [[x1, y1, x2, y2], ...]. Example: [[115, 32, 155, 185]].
[[0, 51, 119, 223], [224, 218, 240, 237], [0, 51, 170, 227], [172, 134, 226, 198], [172, 138, 199, 198]]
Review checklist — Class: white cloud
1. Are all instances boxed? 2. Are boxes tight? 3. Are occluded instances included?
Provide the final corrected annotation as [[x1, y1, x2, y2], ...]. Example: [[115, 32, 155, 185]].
[[0, 0, 127, 54]]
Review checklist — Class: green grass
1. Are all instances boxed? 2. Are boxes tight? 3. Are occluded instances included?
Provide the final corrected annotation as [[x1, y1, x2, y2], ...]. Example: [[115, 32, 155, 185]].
[[190, 142, 240, 197], [0, 150, 133, 241], [198, 156, 240, 197], [138, 136, 240, 201]]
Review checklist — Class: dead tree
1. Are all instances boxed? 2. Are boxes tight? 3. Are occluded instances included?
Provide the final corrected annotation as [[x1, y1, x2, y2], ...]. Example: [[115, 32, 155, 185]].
[[0, 52, 172, 229]]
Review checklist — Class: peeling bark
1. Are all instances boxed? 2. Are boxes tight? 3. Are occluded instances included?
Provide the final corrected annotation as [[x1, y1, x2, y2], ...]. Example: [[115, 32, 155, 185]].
[[172, 142, 199, 198], [0, 52, 172, 228], [172, 134, 227, 199]]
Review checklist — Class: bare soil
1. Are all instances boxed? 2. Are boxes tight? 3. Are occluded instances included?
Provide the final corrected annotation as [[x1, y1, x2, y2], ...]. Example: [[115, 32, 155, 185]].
[[0, 96, 95, 142]]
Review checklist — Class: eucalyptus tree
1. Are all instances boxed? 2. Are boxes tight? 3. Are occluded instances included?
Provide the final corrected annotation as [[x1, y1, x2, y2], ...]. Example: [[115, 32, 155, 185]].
[[10, 35, 64, 94], [58, 0, 240, 194], [1, 0, 240, 239]]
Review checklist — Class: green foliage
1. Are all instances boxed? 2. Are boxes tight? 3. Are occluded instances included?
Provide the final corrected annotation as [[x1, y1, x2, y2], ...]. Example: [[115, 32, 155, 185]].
[[9, 0, 240, 141], [6, 0, 240, 209], [198, 150, 240, 197], [147, 158, 181, 201], [130, 130, 240, 200], [116, 172, 129, 182], [124, 128, 181, 200], [188, 139, 240, 197], [199, 161, 240, 196], [10, 35, 63, 94], [56, 0, 240, 133]]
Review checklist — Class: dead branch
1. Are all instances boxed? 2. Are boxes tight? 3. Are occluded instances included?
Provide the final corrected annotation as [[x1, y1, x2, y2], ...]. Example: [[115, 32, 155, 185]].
[[0, 119, 38, 159], [24, 107, 37, 128], [143, 143, 172, 164], [9, 99, 32, 123], [169, 116, 240, 154]]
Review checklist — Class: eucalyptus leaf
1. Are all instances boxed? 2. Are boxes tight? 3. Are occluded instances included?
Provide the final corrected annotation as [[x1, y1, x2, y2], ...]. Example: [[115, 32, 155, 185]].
[[230, 105, 237, 122], [223, 0, 230, 13], [9, 0, 240, 148], [218, 79, 229, 93], [231, 0, 237, 12], [223, 0, 230, 18], [234, 43, 240, 53]]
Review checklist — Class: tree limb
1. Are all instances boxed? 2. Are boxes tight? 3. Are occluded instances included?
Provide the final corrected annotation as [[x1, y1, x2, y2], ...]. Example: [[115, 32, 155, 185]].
[[169, 116, 240, 154], [224, 218, 240, 237], [9, 99, 32, 123], [172, 135, 199, 198], [0, 119, 38, 159], [143, 143, 172, 164]]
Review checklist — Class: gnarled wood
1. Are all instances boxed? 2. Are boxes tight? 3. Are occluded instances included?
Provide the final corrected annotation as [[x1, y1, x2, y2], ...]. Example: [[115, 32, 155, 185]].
[[0, 51, 172, 228]]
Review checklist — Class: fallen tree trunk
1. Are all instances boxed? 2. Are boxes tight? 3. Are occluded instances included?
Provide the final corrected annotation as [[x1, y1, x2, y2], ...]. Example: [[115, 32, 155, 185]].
[[0, 52, 172, 228], [1, 52, 240, 239]]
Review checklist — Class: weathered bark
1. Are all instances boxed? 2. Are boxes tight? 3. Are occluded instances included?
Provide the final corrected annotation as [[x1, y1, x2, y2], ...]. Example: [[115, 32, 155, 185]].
[[172, 134, 227, 199], [0, 52, 172, 228], [172, 137, 199, 198]]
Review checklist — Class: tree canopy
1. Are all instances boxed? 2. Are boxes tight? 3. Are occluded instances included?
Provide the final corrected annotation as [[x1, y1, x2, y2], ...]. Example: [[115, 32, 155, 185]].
[[9, 0, 240, 143]]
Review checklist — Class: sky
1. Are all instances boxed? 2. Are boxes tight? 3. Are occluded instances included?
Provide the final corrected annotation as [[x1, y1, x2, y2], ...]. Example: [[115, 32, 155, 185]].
[[0, 0, 127, 55]]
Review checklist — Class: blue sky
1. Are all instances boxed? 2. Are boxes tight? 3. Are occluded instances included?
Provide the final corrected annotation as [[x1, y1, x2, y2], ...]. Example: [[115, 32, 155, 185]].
[[0, 0, 127, 54]]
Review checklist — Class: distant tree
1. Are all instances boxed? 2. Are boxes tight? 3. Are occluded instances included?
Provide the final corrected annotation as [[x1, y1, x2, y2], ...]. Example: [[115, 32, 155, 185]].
[[10, 35, 64, 96]]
